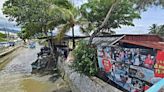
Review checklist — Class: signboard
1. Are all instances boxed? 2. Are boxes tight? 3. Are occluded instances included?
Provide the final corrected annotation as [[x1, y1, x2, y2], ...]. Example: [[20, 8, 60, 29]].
[[154, 51, 164, 78]]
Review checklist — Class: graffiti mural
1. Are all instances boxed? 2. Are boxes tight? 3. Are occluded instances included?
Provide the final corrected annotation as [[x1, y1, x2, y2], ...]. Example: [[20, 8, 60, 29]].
[[97, 46, 163, 92]]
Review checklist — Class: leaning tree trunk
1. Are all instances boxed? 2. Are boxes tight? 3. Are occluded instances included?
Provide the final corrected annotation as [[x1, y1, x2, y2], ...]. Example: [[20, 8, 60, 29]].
[[43, 27, 56, 69], [50, 30, 59, 67], [23, 39, 26, 45], [89, 0, 118, 45]]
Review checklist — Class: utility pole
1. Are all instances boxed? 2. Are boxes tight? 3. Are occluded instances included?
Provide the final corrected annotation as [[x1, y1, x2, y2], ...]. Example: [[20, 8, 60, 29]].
[[4, 22, 9, 42]]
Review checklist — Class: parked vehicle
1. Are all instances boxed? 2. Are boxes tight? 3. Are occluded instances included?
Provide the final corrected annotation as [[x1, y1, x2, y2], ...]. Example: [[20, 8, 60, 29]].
[[8, 42, 15, 46], [29, 42, 36, 48]]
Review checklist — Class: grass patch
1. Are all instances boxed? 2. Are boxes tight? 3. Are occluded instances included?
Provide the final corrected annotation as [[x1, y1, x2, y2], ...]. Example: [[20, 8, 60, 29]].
[[0, 38, 6, 42]]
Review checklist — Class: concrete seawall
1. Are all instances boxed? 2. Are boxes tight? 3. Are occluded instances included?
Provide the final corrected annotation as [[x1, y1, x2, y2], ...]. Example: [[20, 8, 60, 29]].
[[0, 46, 21, 58], [57, 56, 122, 92], [0, 46, 21, 69]]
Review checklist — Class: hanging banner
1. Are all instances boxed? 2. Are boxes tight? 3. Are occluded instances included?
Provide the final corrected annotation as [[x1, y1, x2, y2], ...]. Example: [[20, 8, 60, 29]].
[[154, 51, 164, 78]]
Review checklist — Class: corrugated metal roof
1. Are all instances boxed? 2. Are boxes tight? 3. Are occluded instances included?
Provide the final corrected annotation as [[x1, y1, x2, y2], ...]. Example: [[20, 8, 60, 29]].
[[84, 36, 124, 46], [120, 40, 164, 50]]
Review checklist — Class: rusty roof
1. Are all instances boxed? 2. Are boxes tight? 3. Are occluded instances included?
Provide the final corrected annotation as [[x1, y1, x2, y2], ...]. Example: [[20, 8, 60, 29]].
[[120, 40, 164, 50], [122, 35, 162, 42]]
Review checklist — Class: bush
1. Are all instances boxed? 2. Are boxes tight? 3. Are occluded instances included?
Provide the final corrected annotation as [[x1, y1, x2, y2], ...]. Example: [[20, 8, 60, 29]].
[[0, 33, 6, 38], [71, 40, 98, 76]]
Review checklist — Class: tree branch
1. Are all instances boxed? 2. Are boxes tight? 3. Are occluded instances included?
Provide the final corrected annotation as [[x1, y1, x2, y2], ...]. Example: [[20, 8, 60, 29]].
[[89, 0, 118, 44]]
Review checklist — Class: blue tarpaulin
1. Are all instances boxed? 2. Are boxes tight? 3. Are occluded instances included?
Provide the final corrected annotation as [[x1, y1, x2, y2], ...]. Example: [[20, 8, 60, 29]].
[[146, 79, 164, 92]]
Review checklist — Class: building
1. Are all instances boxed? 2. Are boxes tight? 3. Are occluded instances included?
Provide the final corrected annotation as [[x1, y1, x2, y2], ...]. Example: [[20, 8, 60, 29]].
[[95, 34, 164, 92]]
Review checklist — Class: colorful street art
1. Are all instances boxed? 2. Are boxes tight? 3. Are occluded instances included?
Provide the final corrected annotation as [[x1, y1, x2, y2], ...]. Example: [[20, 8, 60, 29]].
[[97, 46, 163, 92]]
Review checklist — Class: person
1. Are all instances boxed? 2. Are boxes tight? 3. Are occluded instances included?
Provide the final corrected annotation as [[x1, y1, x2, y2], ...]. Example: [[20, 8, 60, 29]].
[[144, 54, 154, 69], [131, 81, 141, 92], [134, 54, 140, 66], [131, 49, 135, 64], [102, 50, 112, 73], [124, 51, 129, 63], [102, 57, 112, 73], [143, 84, 150, 91], [120, 50, 125, 62], [111, 69, 115, 81], [112, 63, 116, 72]]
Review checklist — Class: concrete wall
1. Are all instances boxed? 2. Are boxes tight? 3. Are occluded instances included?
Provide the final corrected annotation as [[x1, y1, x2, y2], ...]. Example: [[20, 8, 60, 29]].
[[58, 57, 122, 92], [0, 46, 20, 58]]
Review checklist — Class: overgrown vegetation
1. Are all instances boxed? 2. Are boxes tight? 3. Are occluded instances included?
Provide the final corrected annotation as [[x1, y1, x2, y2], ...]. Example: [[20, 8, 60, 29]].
[[71, 40, 98, 76], [0, 33, 6, 42], [0, 38, 6, 42]]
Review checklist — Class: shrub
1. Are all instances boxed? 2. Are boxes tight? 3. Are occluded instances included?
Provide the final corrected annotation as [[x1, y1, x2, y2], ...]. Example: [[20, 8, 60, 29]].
[[71, 40, 98, 76]]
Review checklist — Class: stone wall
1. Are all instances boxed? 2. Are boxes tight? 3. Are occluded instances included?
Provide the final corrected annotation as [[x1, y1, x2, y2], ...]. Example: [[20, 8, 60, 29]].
[[57, 56, 122, 92]]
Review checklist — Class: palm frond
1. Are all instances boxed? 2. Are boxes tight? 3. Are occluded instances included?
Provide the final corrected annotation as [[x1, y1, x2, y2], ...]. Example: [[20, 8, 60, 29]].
[[55, 23, 70, 42]]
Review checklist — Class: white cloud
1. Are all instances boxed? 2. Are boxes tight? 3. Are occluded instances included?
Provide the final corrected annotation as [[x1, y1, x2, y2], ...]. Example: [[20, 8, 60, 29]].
[[71, 0, 88, 7], [0, 0, 6, 19], [0, 0, 20, 31]]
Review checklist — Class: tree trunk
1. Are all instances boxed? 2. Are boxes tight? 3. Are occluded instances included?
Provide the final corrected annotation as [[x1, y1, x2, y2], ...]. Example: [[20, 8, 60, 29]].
[[23, 39, 26, 44], [89, 0, 117, 45], [72, 26, 75, 49], [43, 27, 56, 69]]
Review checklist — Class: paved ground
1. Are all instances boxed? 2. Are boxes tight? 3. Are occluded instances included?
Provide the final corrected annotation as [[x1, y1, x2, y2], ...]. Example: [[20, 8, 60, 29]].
[[0, 44, 51, 92], [0, 43, 71, 92]]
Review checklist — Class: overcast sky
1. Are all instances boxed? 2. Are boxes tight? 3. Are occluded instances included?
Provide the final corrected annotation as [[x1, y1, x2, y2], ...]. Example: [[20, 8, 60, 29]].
[[0, 0, 164, 34]]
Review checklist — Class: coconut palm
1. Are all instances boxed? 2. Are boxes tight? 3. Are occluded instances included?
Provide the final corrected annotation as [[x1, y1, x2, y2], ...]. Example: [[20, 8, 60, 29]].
[[55, 7, 90, 49], [149, 24, 159, 34], [149, 24, 164, 36], [158, 25, 164, 36]]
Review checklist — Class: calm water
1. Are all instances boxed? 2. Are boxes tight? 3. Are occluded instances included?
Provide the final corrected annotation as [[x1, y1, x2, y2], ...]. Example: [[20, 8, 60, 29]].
[[0, 45, 59, 92]]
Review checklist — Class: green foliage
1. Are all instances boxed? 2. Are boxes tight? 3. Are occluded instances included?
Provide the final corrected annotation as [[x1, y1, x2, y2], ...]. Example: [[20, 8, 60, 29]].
[[17, 28, 31, 41], [80, 0, 141, 30], [0, 38, 6, 42], [71, 40, 98, 76], [3, 0, 74, 37], [131, 0, 164, 11], [149, 24, 164, 36], [0, 33, 6, 38], [0, 33, 6, 42]]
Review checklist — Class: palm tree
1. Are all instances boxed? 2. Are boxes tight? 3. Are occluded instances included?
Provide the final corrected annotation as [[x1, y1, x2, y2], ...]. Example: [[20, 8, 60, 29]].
[[149, 24, 159, 34], [55, 7, 90, 49], [149, 24, 164, 36], [158, 25, 164, 36]]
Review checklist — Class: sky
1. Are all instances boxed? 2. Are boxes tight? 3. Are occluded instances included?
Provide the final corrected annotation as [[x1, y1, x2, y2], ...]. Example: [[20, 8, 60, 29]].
[[0, 0, 20, 31], [0, 0, 164, 35], [115, 6, 164, 34]]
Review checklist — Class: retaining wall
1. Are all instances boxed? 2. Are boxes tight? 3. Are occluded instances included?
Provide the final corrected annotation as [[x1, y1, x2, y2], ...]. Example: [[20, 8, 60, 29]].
[[0, 46, 20, 58], [57, 56, 122, 92]]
